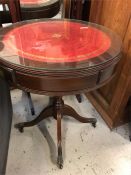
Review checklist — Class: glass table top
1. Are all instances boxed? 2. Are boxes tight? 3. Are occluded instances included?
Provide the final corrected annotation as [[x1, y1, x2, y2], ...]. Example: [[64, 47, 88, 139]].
[[0, 19, 122, 71]]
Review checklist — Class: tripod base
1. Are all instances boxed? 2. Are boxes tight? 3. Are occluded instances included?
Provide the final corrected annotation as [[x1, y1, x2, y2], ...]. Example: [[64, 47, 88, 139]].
[[15, 96, 97, 168]]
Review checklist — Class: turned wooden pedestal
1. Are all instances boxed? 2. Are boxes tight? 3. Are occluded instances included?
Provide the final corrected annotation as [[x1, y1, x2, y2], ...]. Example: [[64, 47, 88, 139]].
[[15, 96, 96, 168]]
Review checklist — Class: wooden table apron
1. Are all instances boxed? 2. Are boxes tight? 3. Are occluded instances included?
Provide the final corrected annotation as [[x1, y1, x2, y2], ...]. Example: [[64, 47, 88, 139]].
[[0, 19, 122, 96], [0, 19, 122, 95], [0, 53, 120, 96]]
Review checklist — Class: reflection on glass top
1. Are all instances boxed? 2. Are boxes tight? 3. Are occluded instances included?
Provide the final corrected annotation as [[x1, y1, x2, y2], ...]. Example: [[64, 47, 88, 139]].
[[20, 0, 58, 7], [0, 19, 122, 71], [20, 0, 50, 5], [20, 0, 49, 4]]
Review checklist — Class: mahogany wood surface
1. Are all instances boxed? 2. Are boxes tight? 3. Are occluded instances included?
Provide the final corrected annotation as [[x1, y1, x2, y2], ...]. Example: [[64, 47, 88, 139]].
[[0, 0, 21, 23], [62, 0, 71, 18], [63, 0, 91, 20], [86, 0, 131, 128]]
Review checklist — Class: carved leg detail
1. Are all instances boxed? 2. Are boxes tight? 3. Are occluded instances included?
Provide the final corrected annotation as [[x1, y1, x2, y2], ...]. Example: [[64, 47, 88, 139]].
[[26, 92, 35, 115], [23, 91, 35, 115], [57, 111, 63, 169], [55, 97, 63, 169], [15, 105, 53, 132], [63, 104, 97, 127], [15, 96, 96, 169]]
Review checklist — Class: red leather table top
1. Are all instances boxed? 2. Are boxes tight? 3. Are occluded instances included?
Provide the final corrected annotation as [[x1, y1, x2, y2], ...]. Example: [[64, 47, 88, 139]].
[[3, 21, 111, 63], [0, 19, 121, 71]]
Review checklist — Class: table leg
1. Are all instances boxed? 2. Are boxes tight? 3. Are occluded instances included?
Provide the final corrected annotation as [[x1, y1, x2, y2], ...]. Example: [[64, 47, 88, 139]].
[[54, 97, 63, 168], [56, 107, 63, 169], [26, 92, 35, 115], [76, 94, 82, 103], [63, 104, 97, 127], [23, 91, 35, 116], [15, 105, 53, 132], [15, 96, 97, 168]]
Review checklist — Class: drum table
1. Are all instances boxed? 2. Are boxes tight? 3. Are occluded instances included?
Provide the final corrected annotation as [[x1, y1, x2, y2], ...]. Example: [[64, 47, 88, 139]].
[[0, 19, 122, 169], [20, 0, 61, 19]]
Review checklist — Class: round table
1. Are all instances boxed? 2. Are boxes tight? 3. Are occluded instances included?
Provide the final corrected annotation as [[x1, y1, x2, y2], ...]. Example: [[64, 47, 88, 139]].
[[20, 0, 61, 20], [0, 19, 122, 169]]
